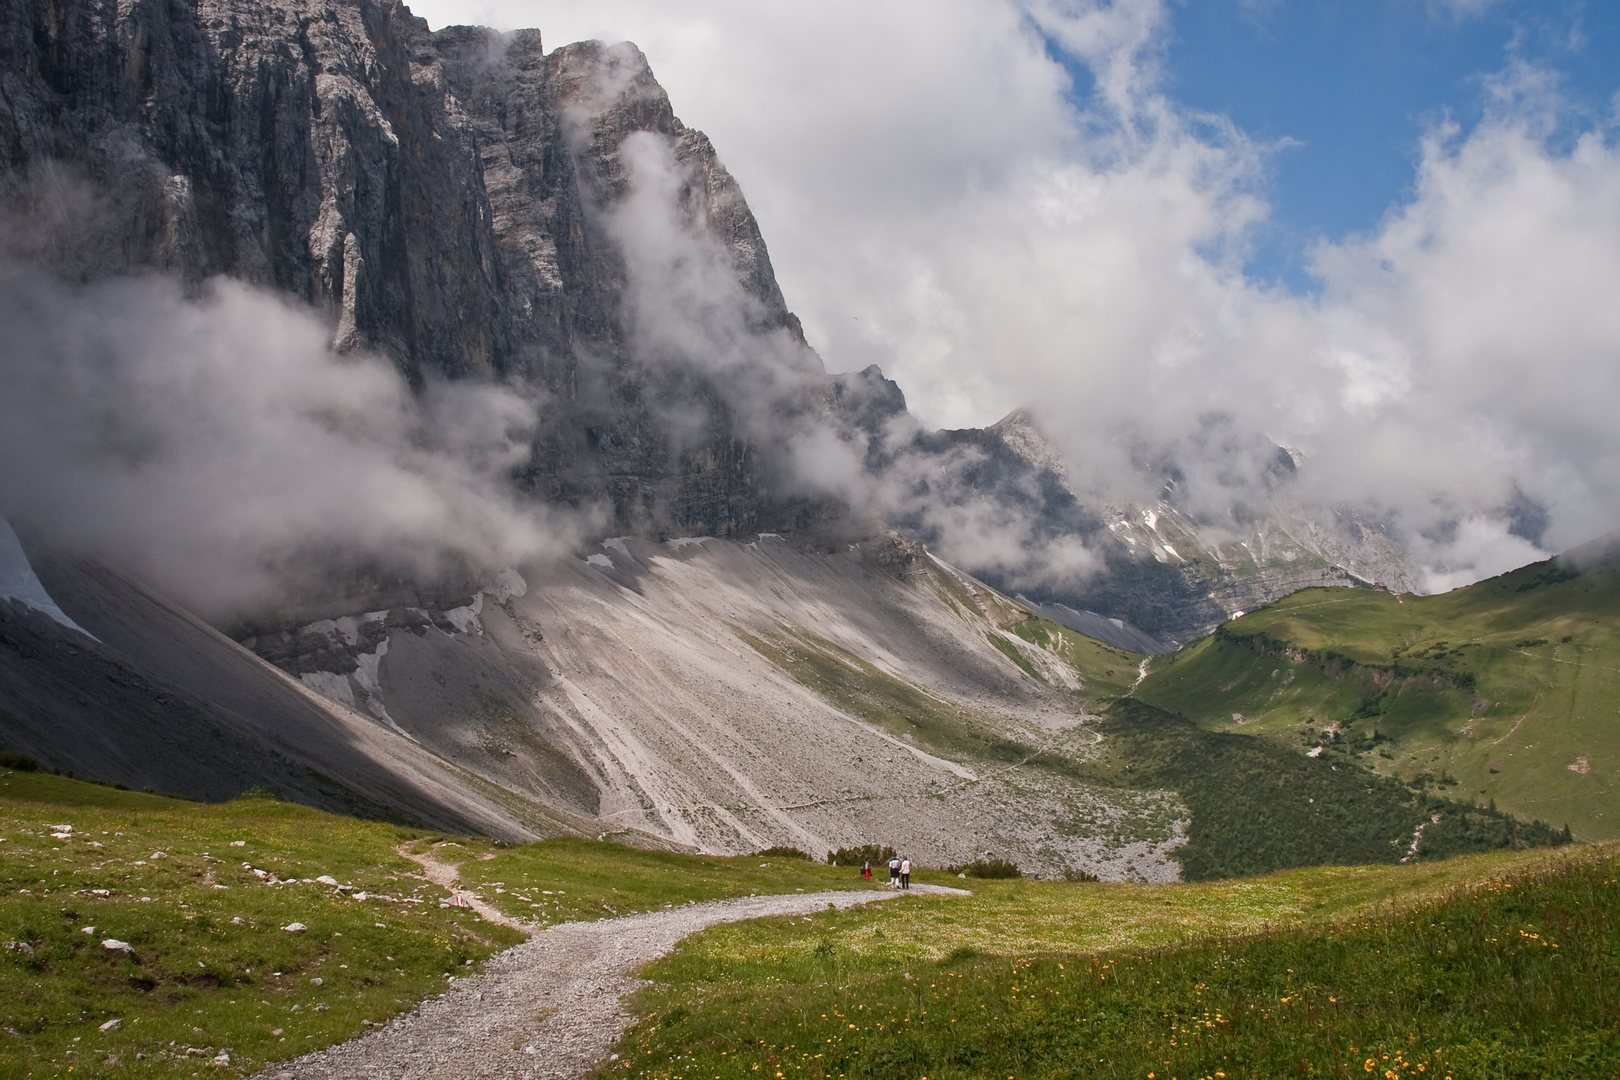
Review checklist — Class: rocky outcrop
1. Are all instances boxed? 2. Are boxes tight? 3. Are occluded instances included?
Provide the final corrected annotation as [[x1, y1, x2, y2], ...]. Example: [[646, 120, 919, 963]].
[[0, 0, 826, 541]]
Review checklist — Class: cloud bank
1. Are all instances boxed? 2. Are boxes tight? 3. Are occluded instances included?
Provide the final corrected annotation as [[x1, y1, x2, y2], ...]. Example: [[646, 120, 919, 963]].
[[413, 0, 1620, 587], [0, 266, 593, 621]]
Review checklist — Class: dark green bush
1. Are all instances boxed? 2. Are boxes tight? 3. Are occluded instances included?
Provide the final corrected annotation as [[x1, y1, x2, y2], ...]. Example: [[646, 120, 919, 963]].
[[754, 846, 815, 861], [827, 845, 895, 867]]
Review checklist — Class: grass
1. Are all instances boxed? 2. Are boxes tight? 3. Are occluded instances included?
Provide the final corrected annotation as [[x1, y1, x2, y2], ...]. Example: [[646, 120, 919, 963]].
[[0, 773, 887, 1079], [0, 771, 522, 1078], [448, 839, 890, 926], [1132, 549, 1620, 840], [609, 844, 1620, 1080]]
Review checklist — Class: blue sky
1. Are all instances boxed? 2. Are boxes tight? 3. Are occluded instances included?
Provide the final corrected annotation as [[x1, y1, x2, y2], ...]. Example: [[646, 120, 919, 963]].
[[1154, 0, 1620, 291]]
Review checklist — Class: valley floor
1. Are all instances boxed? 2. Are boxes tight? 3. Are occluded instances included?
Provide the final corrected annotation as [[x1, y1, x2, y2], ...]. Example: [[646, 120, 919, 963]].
[[4, 773, 1617, 1079]]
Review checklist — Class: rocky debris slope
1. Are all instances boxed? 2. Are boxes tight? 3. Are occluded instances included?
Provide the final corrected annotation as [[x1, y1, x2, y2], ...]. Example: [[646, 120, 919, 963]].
[[238, 529, 1189, 882], [0, 527, 580, 839]]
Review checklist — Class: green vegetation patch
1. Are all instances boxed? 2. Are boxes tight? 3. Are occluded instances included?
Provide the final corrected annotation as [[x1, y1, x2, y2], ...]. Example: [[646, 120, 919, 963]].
[[1132, 549, 1620, 840], [0, 771, 522, 1078], [610, 846, 1620, 1080], [1098, 700, 1567, 880], [736, 630, 1046, 766], [453, 839, 887, 925]]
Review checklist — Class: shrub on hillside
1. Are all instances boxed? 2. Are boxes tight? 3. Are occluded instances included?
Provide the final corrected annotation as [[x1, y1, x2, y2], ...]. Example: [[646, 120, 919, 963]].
[[755, 845, 814, 861], [827, 845, 895, 867], [0, 751, 39, 771]]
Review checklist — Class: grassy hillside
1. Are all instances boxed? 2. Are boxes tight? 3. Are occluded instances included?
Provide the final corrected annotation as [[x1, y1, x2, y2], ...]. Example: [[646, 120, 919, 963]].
[[7, 764, 1616, 1079], [1091, 700, 1566, 880], [613, 844, 1620, 1080], [0, 771, 880, 1079], [1133, 547, 1620, 840]]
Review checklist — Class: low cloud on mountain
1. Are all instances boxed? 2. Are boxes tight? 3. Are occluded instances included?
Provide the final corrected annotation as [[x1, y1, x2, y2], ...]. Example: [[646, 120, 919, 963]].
[[434, 0, 1620, 587], [0, 264, 595, 621]]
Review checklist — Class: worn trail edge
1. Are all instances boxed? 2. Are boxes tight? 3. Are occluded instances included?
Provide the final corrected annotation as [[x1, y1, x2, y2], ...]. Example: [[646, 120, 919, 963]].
[[256, 871, 964, 1080]]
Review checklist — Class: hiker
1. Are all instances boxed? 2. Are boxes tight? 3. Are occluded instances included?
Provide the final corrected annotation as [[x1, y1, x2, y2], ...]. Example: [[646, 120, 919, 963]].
[[861, 859, 872, 880], [900, 857, 912, 890], [888, 855, 901, 888]]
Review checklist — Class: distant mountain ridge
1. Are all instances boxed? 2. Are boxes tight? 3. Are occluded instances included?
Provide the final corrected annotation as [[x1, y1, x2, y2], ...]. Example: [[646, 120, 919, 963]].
[[831, 367, 1415, 648]]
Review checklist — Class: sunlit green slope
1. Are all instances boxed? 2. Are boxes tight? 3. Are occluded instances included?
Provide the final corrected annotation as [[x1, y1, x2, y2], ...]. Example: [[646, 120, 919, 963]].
[[1133, 540, 1620, 840]]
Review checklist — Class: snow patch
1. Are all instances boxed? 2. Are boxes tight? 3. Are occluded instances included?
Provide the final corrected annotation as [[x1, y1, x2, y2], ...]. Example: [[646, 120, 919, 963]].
[[602, 538, 630, 556], [444, 592, 484, 635], [666, 537, 712, 550], [488, 568, 527, 603], [584, 553, 613, 569], [351, 637, 412, 740], [300, 671, 357, 709], [0, 513, 95, 639]]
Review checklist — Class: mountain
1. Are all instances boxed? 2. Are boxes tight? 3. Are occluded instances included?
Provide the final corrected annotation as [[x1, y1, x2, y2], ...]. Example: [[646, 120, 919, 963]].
[[2, 0, 826, 542], [1, 0, 1415, 641], [3, 0, 1534, 883], [835, 366, 1416, 649], [1133, 537, 1620, 840]]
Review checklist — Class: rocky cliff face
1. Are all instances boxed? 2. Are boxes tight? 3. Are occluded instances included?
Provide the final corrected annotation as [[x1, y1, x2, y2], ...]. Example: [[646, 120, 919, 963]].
[[0, 0, 1413, 647], [1, 0, 826, 542]]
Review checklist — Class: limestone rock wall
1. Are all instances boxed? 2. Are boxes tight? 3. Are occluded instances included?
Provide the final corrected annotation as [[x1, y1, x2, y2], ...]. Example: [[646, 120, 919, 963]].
[[0, 0, 825, 539]]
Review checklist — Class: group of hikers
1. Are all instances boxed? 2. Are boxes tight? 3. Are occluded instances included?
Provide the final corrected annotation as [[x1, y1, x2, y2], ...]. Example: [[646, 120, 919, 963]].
[[860, 854, 912, 889]]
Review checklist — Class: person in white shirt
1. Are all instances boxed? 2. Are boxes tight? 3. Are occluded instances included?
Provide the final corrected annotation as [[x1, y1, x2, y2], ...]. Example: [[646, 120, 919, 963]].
[[888, 856, 901, 887], [899, 857, 911, 890]]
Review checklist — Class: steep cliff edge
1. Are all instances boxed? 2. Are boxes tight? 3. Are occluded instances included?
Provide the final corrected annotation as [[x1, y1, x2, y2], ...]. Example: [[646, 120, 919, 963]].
[[1, 0, 826, 542]]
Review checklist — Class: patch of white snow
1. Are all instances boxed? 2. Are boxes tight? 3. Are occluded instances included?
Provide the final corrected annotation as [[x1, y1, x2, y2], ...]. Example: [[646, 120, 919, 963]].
[[0, 513, 95, 639], [488, 568, 528, 602], [300, 671, 357, 709], [444, 592, 484, 635], [584, 553, 613, 569]]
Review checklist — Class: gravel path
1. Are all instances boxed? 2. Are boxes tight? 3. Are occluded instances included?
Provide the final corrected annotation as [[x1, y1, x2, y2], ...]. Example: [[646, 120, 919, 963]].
[[255, 881, 965, 1080]]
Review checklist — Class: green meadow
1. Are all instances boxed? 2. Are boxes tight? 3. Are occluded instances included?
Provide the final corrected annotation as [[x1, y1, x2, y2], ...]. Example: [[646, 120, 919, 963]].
[[1133, 548, 1620, 841], [610, 845, 1620, 1080], [0, 772, 877, 1079]]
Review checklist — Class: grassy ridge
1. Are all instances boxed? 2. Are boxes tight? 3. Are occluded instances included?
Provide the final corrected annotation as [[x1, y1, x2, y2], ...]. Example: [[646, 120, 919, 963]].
[[1133, 549, 1620, 840], [612, 845, 1620, 1080], [1096, 700, 1567, 880]]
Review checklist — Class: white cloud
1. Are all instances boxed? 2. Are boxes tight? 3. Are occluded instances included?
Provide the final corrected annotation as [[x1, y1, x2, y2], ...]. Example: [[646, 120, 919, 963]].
[[329, 1, 1620, 584], [0, 268, 596, 620]]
